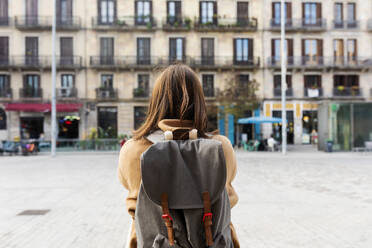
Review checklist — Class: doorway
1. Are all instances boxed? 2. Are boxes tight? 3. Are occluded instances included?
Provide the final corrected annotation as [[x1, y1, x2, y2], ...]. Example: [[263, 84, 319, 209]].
[[272, 110, 294, 144], [20, 117, 44, 139]]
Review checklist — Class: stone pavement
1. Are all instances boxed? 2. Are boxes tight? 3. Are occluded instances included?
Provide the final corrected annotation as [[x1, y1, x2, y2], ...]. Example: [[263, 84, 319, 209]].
[[0, 149, 372, 248]]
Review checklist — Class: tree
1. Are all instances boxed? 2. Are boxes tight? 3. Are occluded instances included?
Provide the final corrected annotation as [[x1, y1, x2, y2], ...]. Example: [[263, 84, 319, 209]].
[[217, 74, 260, 119]]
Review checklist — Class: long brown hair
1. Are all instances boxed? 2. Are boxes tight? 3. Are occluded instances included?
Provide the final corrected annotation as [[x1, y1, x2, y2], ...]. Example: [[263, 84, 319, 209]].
[[133, 64, 208, 139]]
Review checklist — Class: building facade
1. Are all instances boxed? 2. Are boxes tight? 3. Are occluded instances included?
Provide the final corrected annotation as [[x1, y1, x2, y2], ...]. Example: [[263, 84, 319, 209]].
[[0, 0, 371, 145]]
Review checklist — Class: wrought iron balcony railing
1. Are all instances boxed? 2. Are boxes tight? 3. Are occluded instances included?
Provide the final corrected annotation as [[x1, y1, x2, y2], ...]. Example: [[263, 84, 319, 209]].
[[92, 16, 157, 30], [273, 88, 293, 97], [269, 18, 327, 31], [15, 16, 81, 30], [333, 20, 359, 29], [194, 17, 257, 31], [0, 88, 12, 98], [95, 87, 118, 100], [57, 87, 78, 99], [267, 56, 372, 69], [2, 56, 83, 69], [19, 88, 42, 99], [333, 87, 362, 97], [162, 16, 193, 30], [304, 88, 323, 98], [190, 56, 260, 68]]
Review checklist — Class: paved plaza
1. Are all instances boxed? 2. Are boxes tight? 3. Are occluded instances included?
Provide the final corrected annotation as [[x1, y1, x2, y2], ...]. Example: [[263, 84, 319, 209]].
[[1, 148, 372, 248]]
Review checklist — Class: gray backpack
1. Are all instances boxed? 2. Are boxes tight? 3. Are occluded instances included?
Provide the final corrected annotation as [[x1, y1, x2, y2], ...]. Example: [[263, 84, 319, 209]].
[[135, 130, 233, 248]]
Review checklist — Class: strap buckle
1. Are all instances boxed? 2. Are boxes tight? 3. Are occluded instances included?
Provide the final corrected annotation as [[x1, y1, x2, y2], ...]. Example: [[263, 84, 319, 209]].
[[162, 214, 173, 222], [202, 212, 213, 222]]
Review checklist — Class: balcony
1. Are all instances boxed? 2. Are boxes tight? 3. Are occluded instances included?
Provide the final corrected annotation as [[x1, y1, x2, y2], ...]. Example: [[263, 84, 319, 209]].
[[92, 16, 157, 31], [190, 56, 260, 70], [368, 19, 372, 32], [19, 88, 42, 100], [269, 18, 327, 32], [0, 88, 12, 99], [333, 20, 359, 29], [57, 56, 83, 69], [162, 16, 193, 31], [1, 56, 82, 70], [273, 88, 293, 98], [333, 87, 362, 98], [15, 16, 81, 30], [331, 57, 372, 70], [95, 87, 118, 101], [57, 87, 78, 100], [304, 88, 323, 98], [194, 17, 257, 32], [133, 87, 150, 99]]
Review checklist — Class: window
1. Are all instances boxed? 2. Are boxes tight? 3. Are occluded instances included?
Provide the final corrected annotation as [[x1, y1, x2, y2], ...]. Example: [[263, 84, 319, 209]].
[[272, 2, 292, 26], [0, 74, 10, 97], [334, 75, 360, 96], [347, 3, 356, 27], [201, 38, 214, 65], [202, 74, 214, 97], [98, 0, 116, 24], [199, 1, 217, 24], [0, 108, 6, 130], [234, 38, 253, 65], [58, 0, 72, 24], [302, 39, 323, 65], [237, 2, 249, 25], [23, 75, 41, 98], [169, 38, 185, 62], [26, 0, 38, 25], [137, 38, 151, 64], [238, 74, 249, 89], [333, 39, 344, 64], [134, 74, 149, 97], [0, 0, 9, 25], [167, 1, 181, 24], [0, 36, 9, 65], [97, 107, 117, 138], [273, 75, 292, 97], [271, 39, 293, 64], [304, 75, 322, 97], [136, 0, 152, 25], [100, 37, 114, 65], [25, 37, 38, 65], [334, 3, 343, 28], [303, 3, 321, 25], [61, 74, 74, 88], [134, 106, 147, 130], [101, 74, 113, 88], [60, 37, 73, 65], [347, 39, 357, 62]]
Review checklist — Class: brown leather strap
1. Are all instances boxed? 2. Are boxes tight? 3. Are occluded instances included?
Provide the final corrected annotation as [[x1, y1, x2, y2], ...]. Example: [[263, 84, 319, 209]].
[[202, 192, 213, 247], [161, 193, 175, 245]]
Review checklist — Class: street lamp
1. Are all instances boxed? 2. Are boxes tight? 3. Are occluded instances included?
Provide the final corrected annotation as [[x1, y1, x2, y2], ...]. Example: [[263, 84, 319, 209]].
[[281, 0, 287, 155], [51, 0, 57, 156]]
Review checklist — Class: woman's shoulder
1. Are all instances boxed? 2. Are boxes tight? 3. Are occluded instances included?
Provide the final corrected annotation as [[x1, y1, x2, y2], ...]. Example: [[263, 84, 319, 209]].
[[119, 137, 152, 159], [210, 134, 234, 150]]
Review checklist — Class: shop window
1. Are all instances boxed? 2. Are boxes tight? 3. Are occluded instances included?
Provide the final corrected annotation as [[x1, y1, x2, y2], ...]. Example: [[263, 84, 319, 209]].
[[58, 115, 79, 139], [97, 107, 117, 138], [0, 108, 6, 129], [302, 110, 318, 144], [272, 110, 294, 144], [20, 117, 44, 139]]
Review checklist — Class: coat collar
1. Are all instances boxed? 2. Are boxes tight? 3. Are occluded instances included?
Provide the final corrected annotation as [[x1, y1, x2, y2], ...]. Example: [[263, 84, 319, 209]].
[[158, 119, 194, 132]]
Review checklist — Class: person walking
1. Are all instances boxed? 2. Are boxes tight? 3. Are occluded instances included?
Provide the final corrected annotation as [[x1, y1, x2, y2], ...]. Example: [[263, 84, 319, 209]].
[[118, 64, 239, 247]]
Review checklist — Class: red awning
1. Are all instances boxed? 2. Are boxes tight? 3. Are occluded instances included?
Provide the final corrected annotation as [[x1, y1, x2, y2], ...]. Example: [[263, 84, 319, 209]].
[[5, 103, 83, 112]]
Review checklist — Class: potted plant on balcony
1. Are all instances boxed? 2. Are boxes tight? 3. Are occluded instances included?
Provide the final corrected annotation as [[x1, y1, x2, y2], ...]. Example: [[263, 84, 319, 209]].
[[184, 17, 192, 29], [116, 19, 126, 26]]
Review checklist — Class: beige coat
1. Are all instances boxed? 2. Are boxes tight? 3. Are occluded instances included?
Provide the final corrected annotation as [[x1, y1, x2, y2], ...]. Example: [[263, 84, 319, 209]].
[[118, 119, 240, 247]]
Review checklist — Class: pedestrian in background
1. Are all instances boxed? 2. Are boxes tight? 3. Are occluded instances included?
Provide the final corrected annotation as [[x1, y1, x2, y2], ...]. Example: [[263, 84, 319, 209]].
[[118, 64, 240, 247]]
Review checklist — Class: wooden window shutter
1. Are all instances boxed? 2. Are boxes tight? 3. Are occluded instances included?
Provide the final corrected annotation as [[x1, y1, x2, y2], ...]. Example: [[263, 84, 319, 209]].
[[288, 39, 293, 57], [233, 38, 237, 61], [248, 38, 253, 59], [316, 3, 322, 19], [114, 0, 117, 20], [271, 39, 275, 57], [287, 2, 292, 19], [199, 1, 202, 23], [149, 1, 153, 16], [272, 2, 275, 18], [176, 1, 181, 18], [213, 2, 217, 24], [182, 38, 186, 58], [301, 39, 305, 56], [302, 3, 305, 18], [317, 39, 323, 56]]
